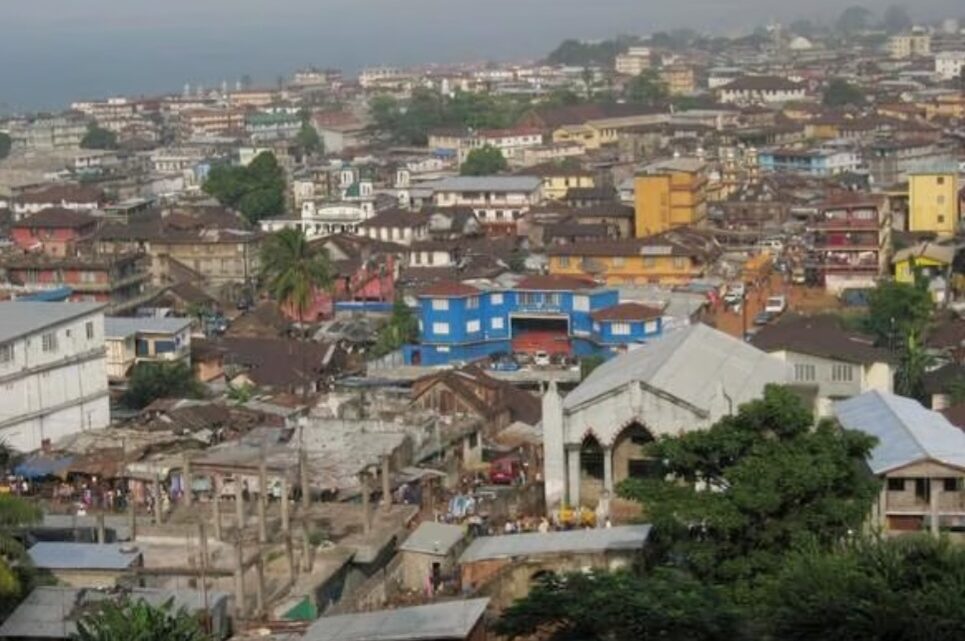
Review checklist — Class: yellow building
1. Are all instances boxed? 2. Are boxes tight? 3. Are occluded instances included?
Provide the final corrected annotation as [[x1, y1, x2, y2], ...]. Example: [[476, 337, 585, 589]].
[[924, 93, 965, 121], [552, 114, 666, 150], [518, 163, 595, 200], [546, 229, 719, 286], [660, 65, 695, 96], [633, 158, 708, 237], [908, 171, 960, 235], [892, 243, 956, 284]]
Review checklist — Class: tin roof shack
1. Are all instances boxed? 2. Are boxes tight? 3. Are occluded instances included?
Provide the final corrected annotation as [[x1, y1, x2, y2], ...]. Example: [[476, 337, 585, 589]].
[[0, 585, 230, 641], [397, 521, 466, 592], [301, 598, 490, 641], [27, 542, 143, 588], [458, 525, 651, 609]]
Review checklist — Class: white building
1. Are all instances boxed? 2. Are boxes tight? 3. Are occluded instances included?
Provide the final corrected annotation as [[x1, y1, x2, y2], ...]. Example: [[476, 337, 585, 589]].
[[717, 76, 807, 105], [103, 317, 192, 382], [615, 47, 652, 76], [428, 176, 543, 226], [935, 52, 965, 81], [541, 324, 788, 512], [888, 34, 931, 59], [0, 303, 110, 453]]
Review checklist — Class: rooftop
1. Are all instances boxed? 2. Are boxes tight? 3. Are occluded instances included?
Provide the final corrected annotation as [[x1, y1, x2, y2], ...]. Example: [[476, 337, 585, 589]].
[[591, 302, 664, 322], [28, 542, 141, 571], [417, 281, 481, 298], [302, 598, 490, 641], [430, 176, 542, 193], [459, 525, 652, 563], [104, 316, 193, 339], [750, 314, 891, 365], [398, 521, 465, 555], [0, 302, 105, 345]]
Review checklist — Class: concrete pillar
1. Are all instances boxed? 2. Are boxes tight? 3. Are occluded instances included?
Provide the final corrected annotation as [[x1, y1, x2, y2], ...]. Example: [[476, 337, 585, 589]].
[[212, 493, 222, 541], [280, 478, 290, 535], [285, 531, 296, 582], [254, 552, 265, 617], [235, 477, 246, 532], [381, 455, 391, 510], [153, 475, 163, 525], [127, 497, 136, 541], [930, 478, 942, 536], [257, 458, 268, 544], [360, 471, 372, 535], [182, 455, 193, 507], [197, 521, 209, 615], [603, 446, 614, 495], [301, 521, 312, 572], [96, 513, 106, 544], [233, 539, 246, 618], [299, 449, 310, 513], [877, 486, 888, 532], [567, 448, 581, 509], [541, 382, 566, 512]]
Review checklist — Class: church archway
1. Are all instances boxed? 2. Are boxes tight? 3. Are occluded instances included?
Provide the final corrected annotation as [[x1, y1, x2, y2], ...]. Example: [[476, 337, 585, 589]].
[[611, 422, 661, 486], [579, 433, 604, 507]]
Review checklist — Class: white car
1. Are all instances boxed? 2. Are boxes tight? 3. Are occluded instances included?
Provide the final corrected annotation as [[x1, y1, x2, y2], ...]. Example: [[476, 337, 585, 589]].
[[765, 296, 787, 315], [533, 351, 551, 367]]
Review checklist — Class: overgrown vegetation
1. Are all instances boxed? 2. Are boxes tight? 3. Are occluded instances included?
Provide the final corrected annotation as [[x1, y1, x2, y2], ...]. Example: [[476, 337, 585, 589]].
[[203, 151, 286, 224], [80, 123, 118, 150], [369, 298, 419, 359], [73, 597, 212, 641], [460, 145, 508, 176], [122, 362, 206, 409]]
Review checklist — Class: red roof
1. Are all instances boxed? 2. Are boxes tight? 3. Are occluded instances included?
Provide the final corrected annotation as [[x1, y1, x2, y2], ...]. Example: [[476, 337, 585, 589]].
[[418, 280, 480, 298], [591, 302, 664, 322], [515, 274, 597, 291]]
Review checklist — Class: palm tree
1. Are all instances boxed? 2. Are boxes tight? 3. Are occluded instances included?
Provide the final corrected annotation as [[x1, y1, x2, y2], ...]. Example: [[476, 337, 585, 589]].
[[259, 228, 333, 391], [74, 597, 211, 641], [895, 330, 934, 402], [0, 494, 42, 602]]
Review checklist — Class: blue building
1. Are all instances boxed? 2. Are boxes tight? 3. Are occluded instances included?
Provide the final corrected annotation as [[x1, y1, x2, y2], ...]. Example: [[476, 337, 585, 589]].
[[757, 147, 859, 177], [404, 276, 664, 366]]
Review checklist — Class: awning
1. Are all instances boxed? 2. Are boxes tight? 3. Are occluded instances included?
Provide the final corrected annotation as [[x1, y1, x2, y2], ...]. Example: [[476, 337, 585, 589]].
[[14, 454, 75, 479]]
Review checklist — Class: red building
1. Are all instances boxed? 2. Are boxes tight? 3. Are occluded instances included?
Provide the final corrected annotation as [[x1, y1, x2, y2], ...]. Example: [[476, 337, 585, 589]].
[[10, 208, 98, 256], [806, 198, 888, 292]]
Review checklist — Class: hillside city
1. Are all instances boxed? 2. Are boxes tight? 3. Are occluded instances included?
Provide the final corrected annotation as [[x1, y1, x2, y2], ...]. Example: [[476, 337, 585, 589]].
[[2, 4, 965, 640]]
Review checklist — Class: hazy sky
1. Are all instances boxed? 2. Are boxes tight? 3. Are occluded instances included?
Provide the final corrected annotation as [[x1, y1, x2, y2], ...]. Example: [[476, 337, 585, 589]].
[[2, 0, 961, 111]]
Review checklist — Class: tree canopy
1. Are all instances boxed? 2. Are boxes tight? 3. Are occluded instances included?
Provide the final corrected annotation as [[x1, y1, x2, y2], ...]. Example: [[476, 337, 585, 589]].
[[369, 298, 419, 359], [882, 4, 913, 33], [203, 152, 286, 224], [0, 494, 42, 613], [619, 385, 879, 585], [864, 279, 933, 347], [259, 227, 332, 322], [823, 79, 866, 107], [625, 70, 669, 106], [460, 145, 508, 176], [80, 124, 118, 150], [0, 133, 11, 160], [545, 38, 634, 67], [122, 362, 205, 409], [73, 597, 212, 641], [837, 6, 874, 33], [296, 119, 323, 156]]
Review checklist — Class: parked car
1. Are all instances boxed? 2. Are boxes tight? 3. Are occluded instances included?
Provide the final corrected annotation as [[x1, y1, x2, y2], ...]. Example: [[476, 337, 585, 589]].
[[791, 268, 806, 285], [754, 310, 774, 326], [723, 283, 746, 306], [765, 295, 787, 315], [490, 353, 520, 372], [533, 351, 551, 367], [489, 456, 523, 485]]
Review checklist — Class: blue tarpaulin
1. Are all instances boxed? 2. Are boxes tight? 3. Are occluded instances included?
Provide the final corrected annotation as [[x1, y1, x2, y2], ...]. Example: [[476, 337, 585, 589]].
[[17, 288, 73, 302], [14, 454, 75, 479]]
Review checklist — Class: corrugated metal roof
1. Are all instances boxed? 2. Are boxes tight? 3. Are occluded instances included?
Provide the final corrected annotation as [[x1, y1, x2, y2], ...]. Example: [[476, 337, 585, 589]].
[[302, 598, 490, 641], [28, 542, 141, 571], [458, 525, 652, 564], [0, 302, 104, 344], [430, 176, 542, 193], [563, 323, 788, 412], [399, 522, 464, 555], [104, 316, 193, 339], [835, 391, 965, 474]]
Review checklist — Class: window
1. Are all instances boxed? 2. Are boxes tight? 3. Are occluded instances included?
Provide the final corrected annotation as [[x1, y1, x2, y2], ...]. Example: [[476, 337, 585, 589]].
[[432, 322, 450, 335], [466, 319, 481, 333], [944, 478, 962, 492], [673, 257, 687, 269], [831, 363, 854, 382], [938, 215, 946, 224], [937, 176, 945, 185], [643, 257, 656, 268], [546, 293, 561, 307], [559, 256, 570, 268], [612, 256, 625, 268], [490, 293, 504, 306], [492, 317, 505, 330], [431, 299, 449, 311], [794, 363, 816, 382], [42, 332, 58, 353], [466, 296, 480, 310], [0, 344, 12, 364], [573, 295, 590, 312], [887, 478, 905, 492], [611, 322, 632, 336], [644, 320, 659, 334]]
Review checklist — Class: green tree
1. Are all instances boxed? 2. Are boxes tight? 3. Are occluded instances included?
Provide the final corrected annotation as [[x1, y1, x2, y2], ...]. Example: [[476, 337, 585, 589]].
[[73, 597, 211, 641], [295, 116, 323, 156], [0, 133, 11, 160], [625, 70, 668, 106], [203, 151, 286, 224], [507, 249, 527, 273], [895, 330, 934, 401], [122, 362, 206, 409], [460, 145, 508, 176], [545, 38, 631, 66], [765, 536, 965, 641], [495, 569, 740, 641], [259, 227, 332, 329], [865, 280, 933, 347], [580, 354, 605, 380], [882, 4, 913, 33], [823, 79, 866, 107], [0, 494, 42, 610], [837, 6, 873, 33], [619, 385, 879, 586], [370, 298, 419, 359], [80, 123, 118, 150]]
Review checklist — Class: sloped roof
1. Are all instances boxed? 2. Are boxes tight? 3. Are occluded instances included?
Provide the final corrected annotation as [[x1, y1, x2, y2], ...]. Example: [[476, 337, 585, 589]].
[[0, 302, 105, 344], [302, 599, 490, 641], [13, 207, 96, 229], [28, 542, 141, 570], [459, 525, 651, 563], [515, 274, 597, 291], [418, 281, 480, 297], [750, 314, 891, 365], [563, 323, 788, 412], [835, 391, 965, 474], [399, 521, 464, 555], [591, 302, 664, 322]]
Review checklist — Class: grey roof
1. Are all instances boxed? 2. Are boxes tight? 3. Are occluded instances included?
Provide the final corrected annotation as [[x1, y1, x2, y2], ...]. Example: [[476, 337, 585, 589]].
[[399, 521, 465, 555], [835, 391, 965, 474], [104, 316, 193, 339], [458, 525, 652, 564], [563, 323, 789, 412], [0, 586, 228, 639], [28, 542, 141, 571], [430, 176, 542, 193], [302, 598, 490, 641], [0, 302, 105, 344]]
